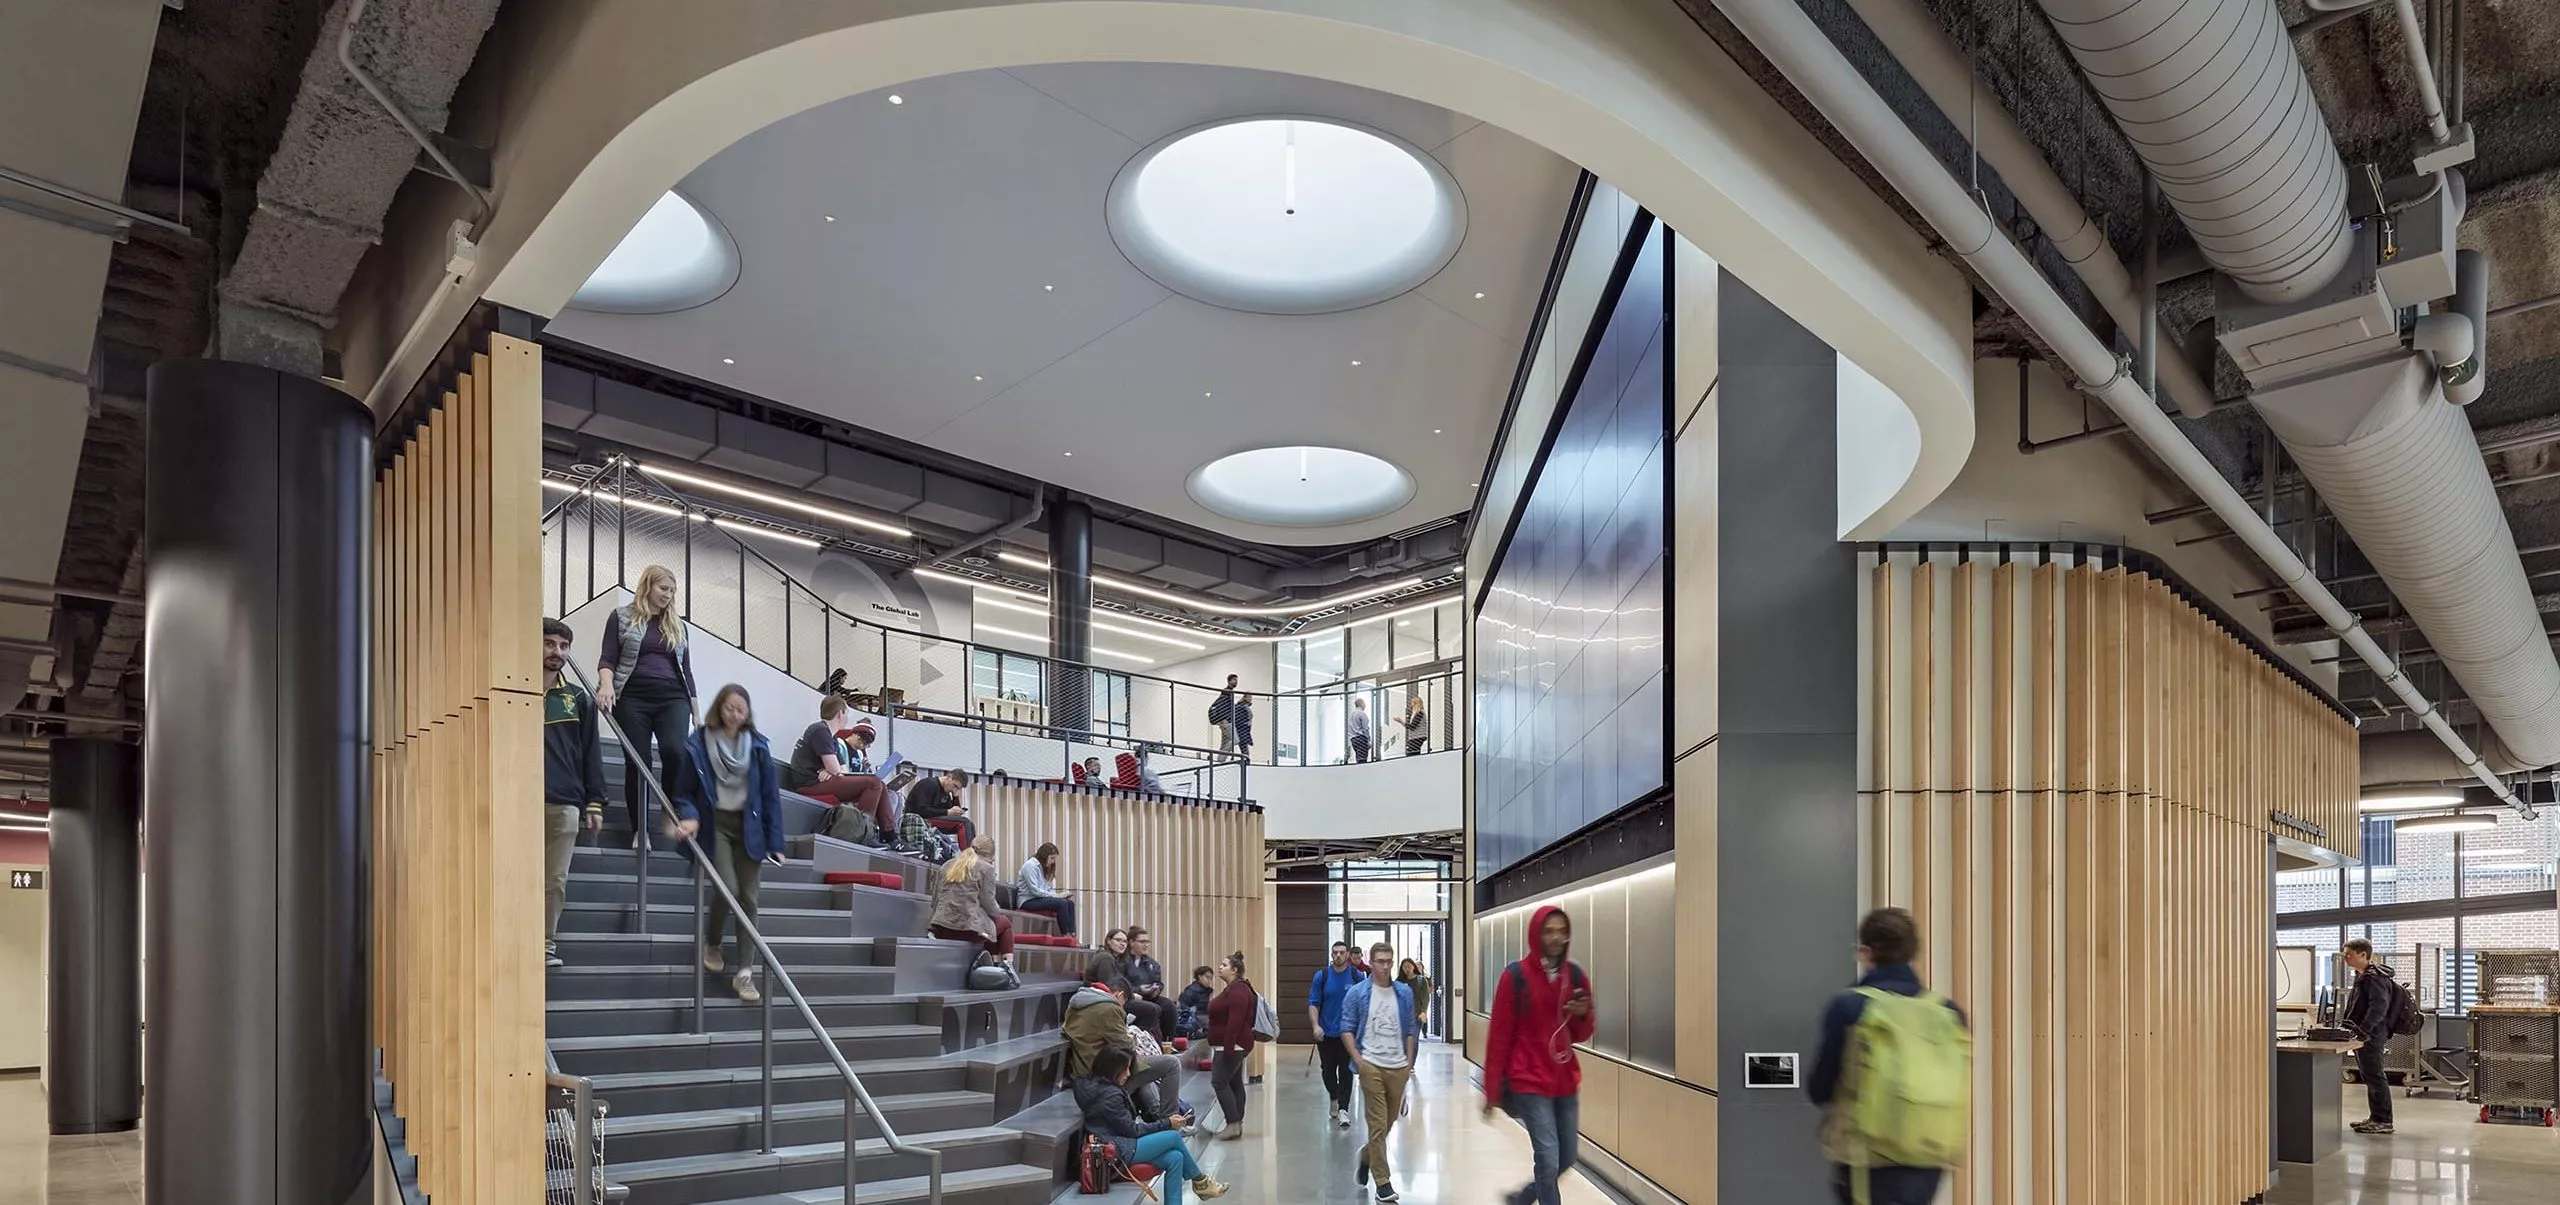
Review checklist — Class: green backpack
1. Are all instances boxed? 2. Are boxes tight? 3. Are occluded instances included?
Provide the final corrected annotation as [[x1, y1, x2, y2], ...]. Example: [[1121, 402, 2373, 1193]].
[[1826, 987, 1971, 1183]]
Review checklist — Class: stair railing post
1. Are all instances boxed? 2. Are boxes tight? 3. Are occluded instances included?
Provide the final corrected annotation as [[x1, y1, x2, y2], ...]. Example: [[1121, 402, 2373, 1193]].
[[760, 961, 776, 1153], [844, 1082, 861, 1205], [692, 860, 708, 1034]]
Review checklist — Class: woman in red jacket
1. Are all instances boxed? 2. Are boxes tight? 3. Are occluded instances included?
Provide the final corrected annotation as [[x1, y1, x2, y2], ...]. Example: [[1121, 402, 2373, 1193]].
[[1480, 905, 1595, 1205], [1204, 950, 1259, 1140]]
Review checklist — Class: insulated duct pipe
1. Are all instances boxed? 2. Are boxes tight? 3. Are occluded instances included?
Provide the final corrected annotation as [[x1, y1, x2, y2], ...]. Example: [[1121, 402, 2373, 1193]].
[[1708, 0, 2531, 816], [2031, 0, 2356, 303], [1841, 0, 2222, 418]]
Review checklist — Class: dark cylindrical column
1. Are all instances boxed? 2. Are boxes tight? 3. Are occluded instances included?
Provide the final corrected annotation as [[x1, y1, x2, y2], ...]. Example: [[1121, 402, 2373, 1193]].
[[47, 737, 141, 1135], [145, 360, 371, 1204], [1046, 491, 1094, 733]]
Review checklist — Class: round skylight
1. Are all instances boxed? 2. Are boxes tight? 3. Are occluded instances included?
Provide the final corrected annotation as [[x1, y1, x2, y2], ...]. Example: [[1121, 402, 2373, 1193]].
[[1108, 117, 1465, 314], [567, 191, 740, 314], [1187, 446, 1416, 527]]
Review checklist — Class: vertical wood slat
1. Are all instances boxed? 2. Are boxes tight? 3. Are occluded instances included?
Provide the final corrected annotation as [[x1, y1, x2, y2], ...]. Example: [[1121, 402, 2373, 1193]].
[[1872, 562, 1896, 907], [1860, 554, 2354, 1204]]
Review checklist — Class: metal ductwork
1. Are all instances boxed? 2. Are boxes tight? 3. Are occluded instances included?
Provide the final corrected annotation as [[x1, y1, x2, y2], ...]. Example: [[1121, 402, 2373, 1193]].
[[2362, 727, 2530, 790], [2033, 0, 2355, 303], [2027, 0, 2560, 769]]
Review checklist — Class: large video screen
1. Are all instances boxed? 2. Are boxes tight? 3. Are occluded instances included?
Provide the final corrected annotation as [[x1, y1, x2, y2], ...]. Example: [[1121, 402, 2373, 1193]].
[[1472, 222, 1668, 880]]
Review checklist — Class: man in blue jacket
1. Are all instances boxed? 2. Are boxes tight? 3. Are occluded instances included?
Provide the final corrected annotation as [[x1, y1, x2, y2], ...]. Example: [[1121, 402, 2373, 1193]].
[[1307, 940, 1367, 1127], [1341, 941, 1419, 1203]]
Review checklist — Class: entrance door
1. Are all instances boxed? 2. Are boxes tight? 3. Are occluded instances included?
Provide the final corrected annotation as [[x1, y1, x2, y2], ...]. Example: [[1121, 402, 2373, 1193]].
[[1346, 920, 1448, 1039]]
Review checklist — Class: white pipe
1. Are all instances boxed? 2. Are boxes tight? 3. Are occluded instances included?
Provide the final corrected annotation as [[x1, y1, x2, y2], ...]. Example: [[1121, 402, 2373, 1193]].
[[1711, 0, 2530, 817], [2389, 0, 2455, 144], [1842, 0, 2221, 418]]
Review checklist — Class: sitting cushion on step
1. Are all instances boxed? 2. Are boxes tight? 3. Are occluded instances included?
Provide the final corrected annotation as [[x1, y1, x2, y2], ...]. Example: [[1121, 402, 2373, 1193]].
[[1126, 1164, 1159, 1183], [823, 870, 903, 890]]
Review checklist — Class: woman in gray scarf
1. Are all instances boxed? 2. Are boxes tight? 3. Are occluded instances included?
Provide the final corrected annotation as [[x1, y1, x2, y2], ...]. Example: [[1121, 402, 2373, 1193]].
[[672, 684, 785, 1003]]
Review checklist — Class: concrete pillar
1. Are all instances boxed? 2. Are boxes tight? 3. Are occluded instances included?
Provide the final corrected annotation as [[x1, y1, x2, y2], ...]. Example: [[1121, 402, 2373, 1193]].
[[144, 359, 372, 1204], [1046, 491, 1094, 733], [45, 737, 140, 1135]]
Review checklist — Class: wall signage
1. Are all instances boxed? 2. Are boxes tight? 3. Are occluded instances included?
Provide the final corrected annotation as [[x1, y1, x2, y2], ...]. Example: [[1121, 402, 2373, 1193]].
[[8, 869, 42, 890]]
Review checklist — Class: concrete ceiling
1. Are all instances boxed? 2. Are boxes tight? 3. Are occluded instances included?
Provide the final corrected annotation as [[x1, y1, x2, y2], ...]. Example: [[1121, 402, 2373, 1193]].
[[542, 62, 1579, 547]]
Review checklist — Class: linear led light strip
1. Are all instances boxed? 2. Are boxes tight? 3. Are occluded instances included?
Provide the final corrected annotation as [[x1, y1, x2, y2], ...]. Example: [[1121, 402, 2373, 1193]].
[[917, 564, 1454, 647], [972, 592, 1206, 651], [541, 479, 821, 548], [636, 462, 914, 538], [993, 551, 1424, 618], [968, 621, 1158, 666]]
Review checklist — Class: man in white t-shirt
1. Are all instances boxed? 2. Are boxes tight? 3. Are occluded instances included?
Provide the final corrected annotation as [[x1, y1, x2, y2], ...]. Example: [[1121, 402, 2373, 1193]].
[[1339, 940, 1419, 1202]]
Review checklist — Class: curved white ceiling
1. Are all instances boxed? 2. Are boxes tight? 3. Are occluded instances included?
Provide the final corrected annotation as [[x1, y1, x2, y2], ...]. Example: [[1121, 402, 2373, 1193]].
[[1187, 445, 1416, 526], [1108, 116, 1465, 314], [540, 62, 1576, 545]]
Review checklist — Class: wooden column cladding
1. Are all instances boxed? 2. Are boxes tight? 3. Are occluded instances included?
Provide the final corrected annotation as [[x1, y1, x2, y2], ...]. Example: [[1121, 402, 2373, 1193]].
[[1860, 546, 2356, 1205], [373, 334, 548, 1202]]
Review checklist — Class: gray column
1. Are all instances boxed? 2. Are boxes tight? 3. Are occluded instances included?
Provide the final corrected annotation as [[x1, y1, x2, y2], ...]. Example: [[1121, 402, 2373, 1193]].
[[144, 360, 372, 1205], [1713, 274, 1859, 1203], [1046, 491, 1094, 733], [46, 737, 141, 1135]]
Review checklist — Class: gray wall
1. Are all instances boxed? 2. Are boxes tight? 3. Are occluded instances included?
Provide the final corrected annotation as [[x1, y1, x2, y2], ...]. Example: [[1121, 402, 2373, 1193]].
[[1713, 274, 1860, 1203]]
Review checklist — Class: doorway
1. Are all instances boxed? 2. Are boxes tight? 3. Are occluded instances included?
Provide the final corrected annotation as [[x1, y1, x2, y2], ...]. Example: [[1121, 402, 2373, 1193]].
[[1349, 918, 1448, 1040]]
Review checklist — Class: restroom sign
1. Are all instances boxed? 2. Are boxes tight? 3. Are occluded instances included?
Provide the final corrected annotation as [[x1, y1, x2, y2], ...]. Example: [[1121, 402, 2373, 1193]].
[[8, 870, 41, 890]]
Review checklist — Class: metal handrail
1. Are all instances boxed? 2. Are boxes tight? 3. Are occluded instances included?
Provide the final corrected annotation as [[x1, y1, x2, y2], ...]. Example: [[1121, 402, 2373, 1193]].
[[544, 1064, 599, 1205], [562, 657, 942, 1205]]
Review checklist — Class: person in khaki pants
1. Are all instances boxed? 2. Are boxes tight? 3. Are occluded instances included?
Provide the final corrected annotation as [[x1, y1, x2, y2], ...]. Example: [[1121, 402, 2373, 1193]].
[[542, 619, 607, 968], [1341, 941, 1420, 1203]]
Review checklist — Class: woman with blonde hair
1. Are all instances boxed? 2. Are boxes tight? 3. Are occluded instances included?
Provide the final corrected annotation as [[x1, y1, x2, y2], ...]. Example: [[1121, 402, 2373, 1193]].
[[929, 834, 1015, 966], [1402, 693, 1429, 756], [598, 565, 697, 848]]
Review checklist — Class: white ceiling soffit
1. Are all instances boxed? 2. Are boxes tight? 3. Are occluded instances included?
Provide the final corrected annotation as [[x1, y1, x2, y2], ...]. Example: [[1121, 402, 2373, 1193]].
[[0, 0, 161, 700], [543, 62, 1578, 546]]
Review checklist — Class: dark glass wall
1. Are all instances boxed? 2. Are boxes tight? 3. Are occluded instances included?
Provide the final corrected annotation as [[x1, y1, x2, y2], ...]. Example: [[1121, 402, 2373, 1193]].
[[1472, 219, 1670, 880]]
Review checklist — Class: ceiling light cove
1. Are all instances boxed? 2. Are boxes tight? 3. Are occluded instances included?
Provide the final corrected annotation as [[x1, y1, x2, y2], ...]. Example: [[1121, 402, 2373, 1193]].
[[1108, 116, 1465, 315], [1188, 445, 1415, 528], [567, 191, 741, 314]]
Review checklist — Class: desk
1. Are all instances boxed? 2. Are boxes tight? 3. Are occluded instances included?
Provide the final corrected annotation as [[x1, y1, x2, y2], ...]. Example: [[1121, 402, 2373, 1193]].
[[2275, 1039, 2360, 1164]]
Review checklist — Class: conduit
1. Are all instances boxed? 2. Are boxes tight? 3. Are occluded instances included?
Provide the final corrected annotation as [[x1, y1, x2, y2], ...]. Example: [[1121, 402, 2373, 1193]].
[[1710, 0, 2531, 816], [1840, 0, 2222, 418]]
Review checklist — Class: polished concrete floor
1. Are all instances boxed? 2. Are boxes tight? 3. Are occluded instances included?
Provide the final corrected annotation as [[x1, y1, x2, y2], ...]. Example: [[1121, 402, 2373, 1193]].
[[1077, 1043, 1615, 1205], [0, 1059, 2552, 1202], [2265, 1082, 2560, 1204], [0, 1074, 143, 1204]]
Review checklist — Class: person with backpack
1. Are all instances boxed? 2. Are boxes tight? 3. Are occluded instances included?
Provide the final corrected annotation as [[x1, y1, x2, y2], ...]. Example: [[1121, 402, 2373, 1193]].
[[1808, 907, 1971, 1205], [1071, 1046, 1228, 1203], [1481, 906, 1594, 1205], [1342, 940, 1420, 1203], [1209, 674, 1241, 752], [1308, 940, 1369, 1128], [2341, 937, 2413, 1135], [1205, 951, 1262, 1140]]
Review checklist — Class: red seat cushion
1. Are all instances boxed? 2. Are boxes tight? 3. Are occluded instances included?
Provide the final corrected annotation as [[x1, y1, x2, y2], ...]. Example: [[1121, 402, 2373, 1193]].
[[1125, 1164, 1159, 1183], [823, 871, 902, 890], [1016, 933, 1078, 948], [927, 817, 969, 833]]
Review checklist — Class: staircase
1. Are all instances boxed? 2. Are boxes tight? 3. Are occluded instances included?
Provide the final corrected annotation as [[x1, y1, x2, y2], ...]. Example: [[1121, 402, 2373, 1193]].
[[547, 744, 1103, 1205]]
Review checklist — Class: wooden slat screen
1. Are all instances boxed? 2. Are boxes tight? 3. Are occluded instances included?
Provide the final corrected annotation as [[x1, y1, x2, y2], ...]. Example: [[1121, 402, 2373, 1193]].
[[1861, 548, 2357, 1205], [372, 335, 548, 1201]]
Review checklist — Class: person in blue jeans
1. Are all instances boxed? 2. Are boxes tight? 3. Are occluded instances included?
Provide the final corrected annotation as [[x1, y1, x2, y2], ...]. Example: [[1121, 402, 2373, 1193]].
[[1481, 906, 1594, 1205], [1071, 1047, 1228, 1203], [1307, 941, 1369, 1127]]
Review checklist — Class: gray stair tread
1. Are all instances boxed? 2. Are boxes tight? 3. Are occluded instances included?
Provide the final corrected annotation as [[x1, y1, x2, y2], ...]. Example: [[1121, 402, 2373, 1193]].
[[585, 1054, 961, 1092], [606, 1090, 991, 1133], [558, 932, 871, 950], [548, 1023, 941, 1052], [549, 994, 902, 1014], [693, 1164, 1052, 1205], [564, 902, 850, 919], [609, 1126, 1024, 1182], [547, 963, 889, 980]]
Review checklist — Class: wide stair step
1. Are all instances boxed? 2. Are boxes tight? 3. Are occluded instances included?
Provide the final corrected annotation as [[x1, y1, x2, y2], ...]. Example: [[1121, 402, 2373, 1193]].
[[608, 1126, 1029, 1205], [599, 1090, 996, 1162], [583, 1057, 967, 1116], [668, 1164, 1053, 1205], [551, 1024, 944, 1078]]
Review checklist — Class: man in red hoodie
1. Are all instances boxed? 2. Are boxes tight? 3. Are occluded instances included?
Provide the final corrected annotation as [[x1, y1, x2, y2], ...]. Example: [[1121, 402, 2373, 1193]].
[[1480, 905, 1594, 1205]]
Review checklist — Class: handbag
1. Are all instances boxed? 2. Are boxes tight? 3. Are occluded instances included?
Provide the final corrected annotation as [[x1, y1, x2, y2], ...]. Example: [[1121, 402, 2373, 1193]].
[[1077, 1134, 1160, 1200]]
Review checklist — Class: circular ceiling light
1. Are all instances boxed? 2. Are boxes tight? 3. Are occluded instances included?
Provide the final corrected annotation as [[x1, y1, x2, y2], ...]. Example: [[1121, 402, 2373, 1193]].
[[567, 191, 740, 314], [1108, 117, 1465, 314], [1187, 446, 1415, 527]]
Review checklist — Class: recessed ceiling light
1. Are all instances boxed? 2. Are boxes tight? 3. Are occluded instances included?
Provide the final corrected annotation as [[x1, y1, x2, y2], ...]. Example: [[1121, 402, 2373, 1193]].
[[1474, 292, 1486, 299], [822, 214, 837, 223], [888, 95, 904, 106], [1043, 284, 1055, 292], [973, 375, 984, 382], [1063, 451, 1074, 457], [1468, 482, 1479, 488], [1351, 360, 1363, 367], [1107, 116, 1466, 315], [1204, 392, 1214, 398], [1432, 429, 1442, 434], [721, 357, 736, 365]]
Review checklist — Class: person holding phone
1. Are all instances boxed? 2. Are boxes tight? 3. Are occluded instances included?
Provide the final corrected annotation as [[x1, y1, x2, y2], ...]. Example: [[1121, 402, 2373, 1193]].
[[1071, 1047, 1228, 1203], [1482, 906, 1595, 1205]]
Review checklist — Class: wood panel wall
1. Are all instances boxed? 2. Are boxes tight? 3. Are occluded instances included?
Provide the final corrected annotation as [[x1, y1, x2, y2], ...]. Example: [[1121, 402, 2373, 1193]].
[[1863, 551, 2356, 1205], [968, 782, 1265, 1007], [373, 335, 547, 1203]]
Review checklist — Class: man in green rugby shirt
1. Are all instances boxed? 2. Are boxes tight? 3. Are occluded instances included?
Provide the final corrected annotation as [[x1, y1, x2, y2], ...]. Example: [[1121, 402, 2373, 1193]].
[[544, 618, 608, 968]]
